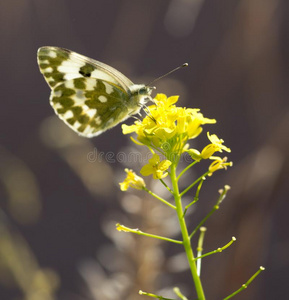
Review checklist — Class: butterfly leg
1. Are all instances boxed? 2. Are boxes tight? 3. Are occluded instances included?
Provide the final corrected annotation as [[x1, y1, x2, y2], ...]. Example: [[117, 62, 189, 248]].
[[142, 104, 157, 123]]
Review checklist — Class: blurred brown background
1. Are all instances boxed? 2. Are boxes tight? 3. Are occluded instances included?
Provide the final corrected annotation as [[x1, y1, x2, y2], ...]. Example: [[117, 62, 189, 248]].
[[0, 0, 288, 299]]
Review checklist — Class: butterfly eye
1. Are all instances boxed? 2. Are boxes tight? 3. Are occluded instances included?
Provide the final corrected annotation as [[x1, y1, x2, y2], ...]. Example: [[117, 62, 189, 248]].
[[139, 86, 155, 96], [139, 87, 149, 95]]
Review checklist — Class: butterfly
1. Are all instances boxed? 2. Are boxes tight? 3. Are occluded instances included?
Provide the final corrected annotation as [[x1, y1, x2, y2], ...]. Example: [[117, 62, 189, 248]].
[[37, 47, 154, 137]]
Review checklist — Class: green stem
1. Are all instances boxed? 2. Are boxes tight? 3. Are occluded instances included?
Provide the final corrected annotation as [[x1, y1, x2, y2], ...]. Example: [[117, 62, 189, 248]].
[[116, 224, 183, 244], [190, 186, 229, 239], [139, 290, 175, 300], [170, 163, 206, 300], [189, 204, 219, 239], [173, 287, 188, 300], [222, 267, 265, 300], [180, 172, 209, 197], [159, 178, 174, 194], [194, 237, 236, 261], [183, 179, 204, 217], [149, 144, 166, 157], [177, 161, 198, 181], [196, 227, 207, 276], [144, 187, 176, 209]]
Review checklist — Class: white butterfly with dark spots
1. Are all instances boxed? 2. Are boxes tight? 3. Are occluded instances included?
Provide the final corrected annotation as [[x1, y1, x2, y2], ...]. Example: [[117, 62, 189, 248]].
[[37, 47, 153, 137]]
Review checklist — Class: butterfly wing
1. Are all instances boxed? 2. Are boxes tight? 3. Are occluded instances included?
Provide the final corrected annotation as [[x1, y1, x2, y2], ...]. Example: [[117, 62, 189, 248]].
[[37, 46, 150, 137], [50, 77, 134, 137], [37, 46, 134, 91]]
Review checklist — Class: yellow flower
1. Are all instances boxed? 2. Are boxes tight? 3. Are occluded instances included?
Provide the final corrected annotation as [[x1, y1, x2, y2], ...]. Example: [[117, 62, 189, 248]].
[[116, 223, 132, 232], [201, 132, 231, 159], [119, 169, 146, 191], [153, 93, 179, 108], [122, 122, 142, 135], [140, 154, 172, 179], [186, 111, 216, 139], [208, 157, 233, 176], [186, 148, 202, 161]]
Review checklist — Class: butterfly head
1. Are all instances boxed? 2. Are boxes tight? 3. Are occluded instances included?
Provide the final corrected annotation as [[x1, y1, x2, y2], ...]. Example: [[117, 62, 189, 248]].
[[138, 85, 155, 96], [130, 84, 153, 95], [130, 84, 154, 105], [140, 86, 156, 105]]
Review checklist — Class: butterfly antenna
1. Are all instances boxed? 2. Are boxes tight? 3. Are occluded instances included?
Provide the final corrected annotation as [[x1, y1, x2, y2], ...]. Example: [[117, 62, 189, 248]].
[[148, 63, 188, 86]]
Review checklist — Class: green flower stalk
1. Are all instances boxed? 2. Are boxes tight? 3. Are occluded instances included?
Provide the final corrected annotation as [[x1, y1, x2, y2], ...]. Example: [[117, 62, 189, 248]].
[[118, 94, 263, 299]]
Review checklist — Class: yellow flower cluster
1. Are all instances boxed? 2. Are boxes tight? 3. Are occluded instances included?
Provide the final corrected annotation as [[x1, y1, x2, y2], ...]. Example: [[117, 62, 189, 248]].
[[119, 94, 232, 184], [122, 94, 216, 160]]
